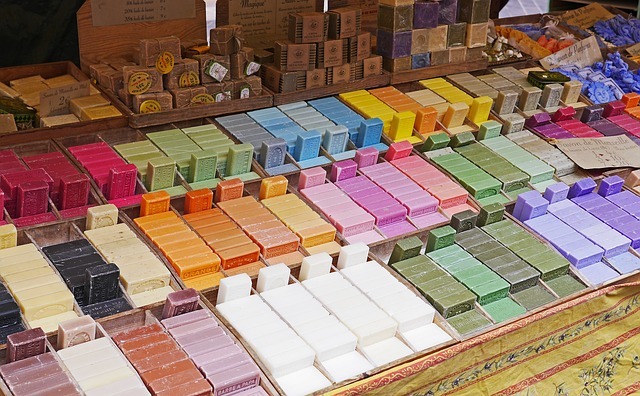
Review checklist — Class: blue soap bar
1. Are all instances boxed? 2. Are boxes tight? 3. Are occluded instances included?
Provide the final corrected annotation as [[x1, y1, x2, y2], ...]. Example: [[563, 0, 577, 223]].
[[297, 156, 332, 169], [412, 53, 431, 69], [260, 137, 288, 169], [598, 176, 624, 197], [578, 261, 619, 284], [265, 163, 300, 176], [294, 130, 322, 161], [606, 252, 640, 274], [357, 118, 384, 148], [323, 125, 349, 154]]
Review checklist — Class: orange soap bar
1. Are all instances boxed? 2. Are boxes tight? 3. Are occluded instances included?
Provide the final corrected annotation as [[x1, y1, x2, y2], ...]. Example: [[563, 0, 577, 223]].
[[165, 244, 212, 264], [196, 222, 240, 239], [134, 211, 177, 227], [153, 231, 198, 246], [140, 218, 184, 234], [160, 238, 205, 257], [259, 175, 289, 200], [622, 92, 640, 108], [217, 244, 261, 269], [243, 220, 285, 234], [209, 234, 251, 251], [172, 252, 221, 279], [415, 107, 438, 134], [258, 233, 300, 258], [185, 214, 229, 230], [224, 261, 265, 277], [145, 224, 191, 239], [140, 190, 171, 216], [215, 178, 244, 203], [182, 208, 222, 221], [296, 223, 336, 247], [184, 189, 213, 214]]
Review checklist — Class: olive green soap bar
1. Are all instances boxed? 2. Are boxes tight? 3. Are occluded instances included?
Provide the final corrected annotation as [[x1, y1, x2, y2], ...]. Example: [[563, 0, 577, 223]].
[[426, 226, 456, 252], [447, 309, 492, 334], [227, 143, 254, 176], [146, 157, 176, 191], [449, 209, 477, 232], [389, 236, 423, 264], [512, 284, 556, 310], [189, 150, 218, 183], [471, 278, 510, 305], [477, 202, 505, 226], [421, 133, 450, 151], [450, 132, 476, 147], [433, 289, 477, 318], [545, 275, 586, 298]]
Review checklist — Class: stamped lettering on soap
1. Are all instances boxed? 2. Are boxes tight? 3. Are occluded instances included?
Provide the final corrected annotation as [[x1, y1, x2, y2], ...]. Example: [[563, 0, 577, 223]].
[[179, 71, 200, 87], [128, 72, 152, 95]]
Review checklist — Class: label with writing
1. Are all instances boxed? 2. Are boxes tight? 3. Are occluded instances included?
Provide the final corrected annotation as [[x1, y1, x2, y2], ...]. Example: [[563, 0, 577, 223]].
[[277, 0, 317, 36], [561, 3, 615, 29], [340, 10, 357, 37], [287, 44, 310, 70], [216, 92, 232, 102], [540, 36, 602, 70], [301, 14, 326, 42], [128, 72, 152, 95], [179, 71, 200, 87], [240, 86, 251, 99], [39, 81, 90, 117], [191, 93, 216, 104], [627, 43, 640, 57], [205, 61, 229, 82], [556, 135, 640, 169], [324, 40, 343, 67], [156, 52, 175, 74], [332, 64, 350, 84], [364, 56, 381, 77], [221, 0, 317, 38], [357, 33, 371, 61], [92, 0, 196, 27], [245, 62, 261, 76], [306, 69, 325, 88], [139, 100, 162, 113]]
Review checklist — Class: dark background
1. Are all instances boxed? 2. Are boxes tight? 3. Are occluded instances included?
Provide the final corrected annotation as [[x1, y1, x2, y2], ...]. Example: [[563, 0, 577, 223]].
[[0, 0, 85, 68]]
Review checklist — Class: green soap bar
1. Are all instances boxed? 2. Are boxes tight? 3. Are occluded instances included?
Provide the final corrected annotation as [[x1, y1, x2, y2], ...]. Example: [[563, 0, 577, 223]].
[[462, 271, 500, 288], [421, 133, 451, 151], [533, 257, 569, 281], [175, 160, 191, 179], [189, 150, 218, 183], [189, 178, 221, 190], [182, 125, 219, 134], [223, 171, 260, 182], [116, 145, 160, 158], [426, 244, 462, 261], [389, 236, 423, 265], [447, 309, 492, 335], [482, 297, 526, 322], [472, 278, 510, 305], [391, 255, 431, 271], [497, 231, 529, 247], [545, 274, 586, 298], [430, 152, 461, 164], [426, 226, 457, 252], [427, 281, 469, 301], [127, 152, 165, 164], [483, 254, 521, 271], [500, 172, 530, 192], [477, 121, 503, 140], [147, 129, 182, 138], [494, 258, 532, 274], [437, 251, 471, 267], [476, 193, 509, 207], [113, 140, 155, 151], [531, 179, 557, 193], [527, 166, 555, 185], [508, 239, 540, 255], [505, 186, 533, 201], [443, 258, 481, 274], [456, 228, 492, 247], [477, 202, 505, 226], [453, 264, 493, 281], [450, 209, 478, 233], [146, 157, 176, 191], [410, 266, 451, 284], [511, 284, 556, 310], [168, 152, 194, 162], [415, 275, 459, 296], [474, 247, 512, 264], [467, 178, 501, 199], [433, 289, 477, 318], [465, 240, 503, 256], [400, 263, 439, 278], [162, 185, 188, 197], [526, 248, 561, 263], [226, 143, 254, 176], [502, 266, 540, 293], [515, 245, 546, 261]]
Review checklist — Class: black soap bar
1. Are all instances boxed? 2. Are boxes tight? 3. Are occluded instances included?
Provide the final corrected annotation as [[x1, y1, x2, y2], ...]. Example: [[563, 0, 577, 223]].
[[0, 300, 21, 327], [84, 263, 120, 305], [53, 253, 106, 272], [0, 324, 26, 345], [63, 274, 86, 304], [42, 240, 94, 263], [82, 297, 132, 320]]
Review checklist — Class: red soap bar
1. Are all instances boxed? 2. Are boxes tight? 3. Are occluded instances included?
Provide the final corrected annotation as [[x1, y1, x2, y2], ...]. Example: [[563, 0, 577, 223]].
[[79, 152, 124, 166], [0, 150, 18, 160], [59, 173, 90, 210], [603, 101, 625, 118], [67, 142, 109, 154], [385, 140, 413, 161], [17, 180, 49, 218], [72, 146, 116, 161], [13, 212, 56, 227], [22, 152, 65, 164], [107, 164, 138, 200], [551, 106, 576, 122], [6, 328, 46, 362], [1, 169, 53, 200], [0, 163, 27, 177], [84, 158, 128, 175], [59, 205, 93, 219]]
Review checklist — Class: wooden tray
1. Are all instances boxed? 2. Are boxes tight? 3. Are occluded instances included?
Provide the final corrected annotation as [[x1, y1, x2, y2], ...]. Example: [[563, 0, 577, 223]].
[[389, 58, 488, 85]]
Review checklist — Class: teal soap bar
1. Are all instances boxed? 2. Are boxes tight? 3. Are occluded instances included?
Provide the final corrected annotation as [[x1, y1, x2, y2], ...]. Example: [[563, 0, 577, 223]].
[[477, 120, 502, 140]]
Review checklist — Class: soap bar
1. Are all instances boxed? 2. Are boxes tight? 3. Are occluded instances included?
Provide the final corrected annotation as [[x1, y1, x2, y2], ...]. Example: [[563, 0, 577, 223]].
[[518, 87, 542, 111], [85, 263, 121, 305], [495, 91, 517, 115], [57, 315, 96, 349], [442, 102, 469, 128], [140, 191, 171, 217], [438, 0, 458, 24], [540, 84, 563, 109], [210, 25, 244, 55], [162, 288, 200, 319], [561, 80, 582, 104], [146, 157, 176, 191], [447, 23, 467, 48], [376, 30, 412, 58], [413, 1, 439, 29]]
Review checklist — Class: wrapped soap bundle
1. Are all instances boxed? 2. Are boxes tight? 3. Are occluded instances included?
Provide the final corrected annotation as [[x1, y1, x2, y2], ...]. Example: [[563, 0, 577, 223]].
[[260, 8, 380, 93], [376, 0, 490, 72]]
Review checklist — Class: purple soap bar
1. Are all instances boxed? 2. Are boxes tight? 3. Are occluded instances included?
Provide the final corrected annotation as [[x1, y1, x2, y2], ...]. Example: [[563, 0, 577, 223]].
[[603, 101, 625, 118], [543, 182, 569, 204], [438, 0, 458, 24], [606, 190, 640, 208], [207, 362, 260, 396], [566, 244, 604, 268], [579, 261, 619, 284], [598, 176, 624, 197], [376, 30, 412, 58], [596, 232, 630, 257], [162, 288, 199, 319], [330, 160, 358, 182], [568, 178, 597, 199], [184, 334, 235, 358], [414, 1, 439, 28], [525, 112, 551, 128], [580, 105, 604, 123], [168, 318, 220, 339], [572, 193, 607, 211], [7, 328, 46, 363], [551, 107, 576, 122], [161, 309, 211, 329], [354, 147, 379, 169], [519, 195, 549, 221], [607, 251, 640, 274], [370, 204, 408, 226], [197, 346, 246, 374], [174, 325, 225, 347], [513, 190, 544, 220]]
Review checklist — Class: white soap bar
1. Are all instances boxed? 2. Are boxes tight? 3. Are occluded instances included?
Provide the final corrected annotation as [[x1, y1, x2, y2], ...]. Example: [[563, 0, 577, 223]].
[[320, 350, 373, 383], [235, 319, 289, 341], [295, 315, 340, 336], [217, 273, 252, 304], [337, 243, 369, 269], [262, 343, 316, 377], [314, 286, 362, 308], [57, 338, 113, 360], [110, 251, 160, 267], [233, 312, 283, 336], [130, 285, 175, 307], [339, 306, 388, 329], [77, 366, 137, 392], [28, 311, 80, 334], [321, 292, 372, 311], [257, 263, 290, 293], [359, 337, 413, 366], [302, 272, 348, 294], [275, 366, 332, 396], [392, 303, 436, 332], [216, 296, 271, 322], [85, 375, 150, 396], [261, 285, 313, 309], [302, 321, 357, 361], [374, 290, 423, 313], [282, 304, 330, 327], [71, 355, 129, 382], [299, 252, 332, 281], [256, 337, 309, 362], [400, 323, 453, 352], [62, 347, 123, 372], [366, 282, 411, 300], [351, 316, 398, 346], [348, 275, 389, 293]]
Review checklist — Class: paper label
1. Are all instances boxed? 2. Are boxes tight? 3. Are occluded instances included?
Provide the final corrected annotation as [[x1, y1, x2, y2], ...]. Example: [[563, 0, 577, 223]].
[[191, 93, 216, 104], [287, 44, 310, 70], [205, 61, 228, 82], [627, 43, 640, 57], [139, 100, 162, 113], [39, 81, 91, 117], [179, 71, 200, 87], [91, 0, 196, 27], [561, 3, 615, 29], [127, 72, 152, 95], [220, 0, 316, 38], [540, 36, 602, 70], [339, 10, 357, 37], [215, 92, 232, 102], [240, 86, 251, 99], [556, 135, 640, 169], [245, 62, 261, 76], [156, 52, 175, 74]]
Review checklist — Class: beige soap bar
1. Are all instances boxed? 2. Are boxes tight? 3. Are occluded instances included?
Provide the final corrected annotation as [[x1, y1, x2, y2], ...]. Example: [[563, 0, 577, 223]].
[[80, 105, 121, 121], [58, 315, 97, 349], [7, 274, 61, 294], [110, 251, 159, 267], [28, 311, 79, 334], [40, 114, 80, 127], [0, 224, 18, 250], [0, 243, 37, 259], [45, 74, 79, 88], [0, 259, 50, 277], [117, 259, 171, 294], [0, 251, 48, 267], [84, 223, 136, 245], [70, 95, 111, 118], [101, 243, 150, 262], [130, 285, 174, 307], [3, 266, 55, 284], [13, 282, 70, 301], [442, 102, 469, 128], [0, 81, 19, 98], [86, 204, 119, 230], [20, 289, 75, 321]]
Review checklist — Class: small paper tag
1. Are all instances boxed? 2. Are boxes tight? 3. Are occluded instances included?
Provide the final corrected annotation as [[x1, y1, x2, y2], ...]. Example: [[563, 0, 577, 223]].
[[179, 71, 200, 87], [205, 61, 229, 82], [240, 86, 251, 99], [40, 81, 91, 117], [156, 52, 175, 74], [215, 91, 232, 102], [287, 44, 310, 71], [128, 72, 152, 95], [245, 62, 261, 76]]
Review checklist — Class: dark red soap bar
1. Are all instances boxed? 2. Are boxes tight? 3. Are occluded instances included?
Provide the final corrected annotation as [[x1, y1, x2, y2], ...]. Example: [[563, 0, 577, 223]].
[[17, 180, 49, 218], [59, 173, 90, 210], [1, 169, 53, 200], [107, 164, 137, 200]]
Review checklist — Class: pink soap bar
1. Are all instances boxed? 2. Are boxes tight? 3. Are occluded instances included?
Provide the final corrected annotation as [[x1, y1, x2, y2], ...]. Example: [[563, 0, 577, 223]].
[[59, 173, 90, 210], [1, 169, 53, 200], [330, 160, 357, 182], [402, 193, 438, 216], [385, 140, 413, 161], [183, 335, 235, 358], [298, 167, 327, 190], [299, 183, 336, 199], [551, 106, 576, 122], [68, 142, 109, 154], [377, 219, 416, 237], [161, 309, 212, 329], [59, 205, 93, 220], [168, 318, 220, 339], [336, 213, 376, 236], [17, 180, 49, 218], [175, 326, 225, 347], [313, 193, 352, 207], [354, 147, 379, 169], [107, 164, 138, 200], [196, 345, 245, 372], [234, 387, 269, 396], [370, 204, 408, 226], [207, 362, 261, 396], [603, 101, 625, 118]]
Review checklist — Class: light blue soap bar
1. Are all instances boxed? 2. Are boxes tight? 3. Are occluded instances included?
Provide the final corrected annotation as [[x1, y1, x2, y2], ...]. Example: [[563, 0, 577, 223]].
[[297, 156, 331, 169], [278, 102, 308, 112], [331, 150, 357, 161], [260, 138, 288, 169], [323, 125, 349, 155], [357, 118, 384, 148], [265, 163, 300, 176], [294, 130, 322, 161]]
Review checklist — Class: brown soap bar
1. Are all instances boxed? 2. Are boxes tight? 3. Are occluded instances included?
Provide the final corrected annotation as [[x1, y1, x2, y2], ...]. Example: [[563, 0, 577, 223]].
[[378, 4, 413, 32], [274, 41, 316, 71], [288, 12, 329, 43], [316, 40, 345, 68], [306, 69, 327, 88], [161, 288, 199, 319], [261, 64, 305, 93], [194, 54, 231, 84], [254, 49, 274, 64], [354, 32, 371, 62], [132, 91, 174, 113], [170, 86, 208, 108], [383, 56, 411, 72], [181, 38, 209, 58], [7, 328, 46, 362], [230, 47, 255, 79], [89, 64, 114, 82], [122, 66, 163, 95], [163, 59, 200, 90], [233, 76, 263, 99], [328, 64, 352, 84], [204, 82, 234, 102], [139, 36, 182, 68], [210, 25, 244, 56], [466, 46, 484, 61], [466, 23, 488, 48], [363, 56, 383, 78], [101, 69, 124, 92], [449, 46, 467, 63], [118, 87, 134, 108], [327, 7, 362, 39], [430, 49, 450, 66]]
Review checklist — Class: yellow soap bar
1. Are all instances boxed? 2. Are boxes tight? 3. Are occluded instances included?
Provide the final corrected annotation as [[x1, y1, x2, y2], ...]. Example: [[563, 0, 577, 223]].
[[0, 259, 49, 277], [296, 223, 336, 247], [468, 96, 493, 124], [70, 95, 111, 118], [259, 175, 288, 200], [276, 205, 313, 220], [28, 311, 80, 334], [20, 289, 74, 321], [79, 105, 121, 121], [3, 266, 55, 284], [442, 102, 469, 128], [183, 272, 225, 290], [117, 259, 172, 294], [261, 193, 300, 208], [389, 111, 416, 141], [281, 211, 321, 228], [130, 285, 175, 308], [0, 251, 45, 267], [13, 282, 69, 301], [7, 274, 61, 294], [0, 243, 38, 259], [86, 204, 119, 230], [0, 224, 18, 250]]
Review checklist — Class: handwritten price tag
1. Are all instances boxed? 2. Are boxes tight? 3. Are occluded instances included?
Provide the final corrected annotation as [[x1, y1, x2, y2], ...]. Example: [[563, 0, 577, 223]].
[[92, 0, 195, 27], [556, 135, 640, 169], [39, 81, 90, 117]]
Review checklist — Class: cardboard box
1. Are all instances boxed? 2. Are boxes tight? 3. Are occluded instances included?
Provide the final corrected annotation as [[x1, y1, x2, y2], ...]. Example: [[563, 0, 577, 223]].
[[288, 12, 329, 43], [274, 41, 317, 71]]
